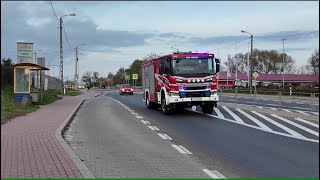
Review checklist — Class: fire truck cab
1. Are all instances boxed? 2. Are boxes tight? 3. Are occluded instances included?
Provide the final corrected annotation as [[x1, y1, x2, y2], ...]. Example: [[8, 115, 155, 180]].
[[141, 51, 220, 114]]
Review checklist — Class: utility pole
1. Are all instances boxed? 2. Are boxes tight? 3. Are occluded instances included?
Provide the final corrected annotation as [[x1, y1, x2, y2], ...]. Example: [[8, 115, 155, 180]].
[[250, 34, 253, 94], [60, 17, 63, 96], [282, 37, 287, 89], [74, 47, 78, 90]]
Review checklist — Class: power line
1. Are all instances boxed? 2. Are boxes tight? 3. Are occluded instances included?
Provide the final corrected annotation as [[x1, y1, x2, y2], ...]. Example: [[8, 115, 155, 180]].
[[49, 1, 59, 22], [62, 21, 72, 50], [255, 31, 319, 39], [212, 37, 250, 52]]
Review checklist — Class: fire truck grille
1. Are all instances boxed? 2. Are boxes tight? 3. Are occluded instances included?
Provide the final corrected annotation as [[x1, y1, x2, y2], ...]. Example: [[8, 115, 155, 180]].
[[180, 91, 210, 98], [184, 86, 207, 90]]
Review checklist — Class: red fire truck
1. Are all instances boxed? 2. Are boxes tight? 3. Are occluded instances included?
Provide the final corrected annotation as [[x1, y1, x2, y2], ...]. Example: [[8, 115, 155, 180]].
[[141, 51, 220, 114]]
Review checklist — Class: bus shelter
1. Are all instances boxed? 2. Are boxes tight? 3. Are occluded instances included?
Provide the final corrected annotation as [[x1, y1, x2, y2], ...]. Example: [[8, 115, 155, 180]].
[[13, 63, 49, 103]]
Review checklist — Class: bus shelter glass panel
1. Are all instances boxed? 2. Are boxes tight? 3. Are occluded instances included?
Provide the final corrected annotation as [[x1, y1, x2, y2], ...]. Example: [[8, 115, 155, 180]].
[[15, 68, 29, 93]]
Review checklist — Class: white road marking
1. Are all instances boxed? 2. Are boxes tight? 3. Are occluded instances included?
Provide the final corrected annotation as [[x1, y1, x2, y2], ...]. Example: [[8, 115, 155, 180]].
[[295, 118, 319, 128], [131, 112, 138, 115], [222, 106, 244, 123], [252, 111, 304, 138], [136, 116, 144, 119], [296, 102, 304, 104], [157, 133, 168, 140], [145, 120, 151, 125], [192, 106, 197, 111], [266, 104, 278, 106], [236, 109, 272, 131], [214, 108, 225, 118], [178, 145, 192, 154], [293, 107, 311, 110], [311, 112, 319, 116], [257, 106, 264, 109], [148, 126, 155, 130], [271, 114, 318, 137], [282, 109, 293, 113], [203, 169, 220, 178], [152, 126, 160, 131], [295, 110, 310, 116], [270, 107, 278, 111], [163, 134, 173, 140], [172, 144, 186, 154], [189, 109, 319, 143], [141, 120, 147, 124]]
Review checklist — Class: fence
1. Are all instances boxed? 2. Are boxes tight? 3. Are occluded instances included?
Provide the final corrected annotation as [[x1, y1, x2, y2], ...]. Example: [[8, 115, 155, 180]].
[[218, 89, 319, 112]]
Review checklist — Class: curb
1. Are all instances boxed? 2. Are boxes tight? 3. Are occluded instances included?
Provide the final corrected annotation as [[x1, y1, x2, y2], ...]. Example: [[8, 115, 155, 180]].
[[219, 102, 319, 122], [55, 99, 96, 178]]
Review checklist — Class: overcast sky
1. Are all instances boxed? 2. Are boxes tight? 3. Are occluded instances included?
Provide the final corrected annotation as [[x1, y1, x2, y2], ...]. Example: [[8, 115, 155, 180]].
[[1, 1, 319, 80]]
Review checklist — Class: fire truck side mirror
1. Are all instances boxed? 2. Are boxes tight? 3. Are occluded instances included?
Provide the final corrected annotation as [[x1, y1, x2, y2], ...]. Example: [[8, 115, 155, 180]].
[[215, 58, 220, 73]]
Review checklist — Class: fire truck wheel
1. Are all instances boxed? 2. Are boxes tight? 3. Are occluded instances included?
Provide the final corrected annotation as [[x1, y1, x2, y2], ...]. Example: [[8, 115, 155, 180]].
[[146, 94, 156, 109], [201, 104, 213, 114], [161, 94, 170, 114]]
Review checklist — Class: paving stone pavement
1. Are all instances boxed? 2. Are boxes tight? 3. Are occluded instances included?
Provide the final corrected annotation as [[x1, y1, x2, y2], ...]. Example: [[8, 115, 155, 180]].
[[1, 91, 98, 178]]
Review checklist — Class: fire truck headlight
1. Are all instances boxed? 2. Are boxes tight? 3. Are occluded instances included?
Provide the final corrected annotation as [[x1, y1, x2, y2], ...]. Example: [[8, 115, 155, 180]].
[[211, 91, 217, 95], [206, 78, 212, 82], [177, 79, 183, 83], [187, 79, 191, 83], [201, 79, 205, 83], [170, 92, 180, 96]]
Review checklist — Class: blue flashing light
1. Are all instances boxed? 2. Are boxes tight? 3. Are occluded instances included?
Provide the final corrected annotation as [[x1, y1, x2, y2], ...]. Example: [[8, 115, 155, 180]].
[[189, 51, 208, 54], [205, 88, 211, 91], [179, 88, 185, 92]]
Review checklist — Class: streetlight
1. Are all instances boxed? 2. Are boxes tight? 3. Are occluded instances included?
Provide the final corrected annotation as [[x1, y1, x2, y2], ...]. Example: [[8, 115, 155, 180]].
[[74, 43, 86, 90], [281, 38, 287, 89], [241, 30, 253, 94], [60, 13, 76, 96]]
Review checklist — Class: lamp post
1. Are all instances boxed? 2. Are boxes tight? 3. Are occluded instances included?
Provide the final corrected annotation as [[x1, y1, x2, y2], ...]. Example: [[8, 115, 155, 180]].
[[241, 30, 253, 94], [74, 43, 86, 90], [282, 38, 287, 89], [60, 13, 76, 96]]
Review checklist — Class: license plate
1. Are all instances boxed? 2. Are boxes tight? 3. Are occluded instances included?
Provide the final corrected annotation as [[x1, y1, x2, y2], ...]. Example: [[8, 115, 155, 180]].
[[191, 97, 202, 101]]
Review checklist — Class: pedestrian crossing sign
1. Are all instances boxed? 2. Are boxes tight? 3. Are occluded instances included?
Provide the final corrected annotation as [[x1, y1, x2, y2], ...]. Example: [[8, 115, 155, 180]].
[[253, 72, 259, 78], [132, 74, 138, 80]]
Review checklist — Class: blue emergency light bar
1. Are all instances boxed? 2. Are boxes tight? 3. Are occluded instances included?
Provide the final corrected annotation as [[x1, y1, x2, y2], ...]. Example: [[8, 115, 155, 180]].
[[189, 51, 208, 54]]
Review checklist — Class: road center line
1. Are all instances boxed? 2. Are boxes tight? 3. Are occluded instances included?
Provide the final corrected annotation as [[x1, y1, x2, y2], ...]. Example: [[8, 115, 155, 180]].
[[171, 144, 186, 154], [141, 120, 147, 124], [157, 133, 168, 140], [178, 145, 192, 154], [136, 116, 144, 119], [163, 134, 173, 140], [148, 126, 155, 130], [152, 126, 160, 131], [202, 169, 220, 178]]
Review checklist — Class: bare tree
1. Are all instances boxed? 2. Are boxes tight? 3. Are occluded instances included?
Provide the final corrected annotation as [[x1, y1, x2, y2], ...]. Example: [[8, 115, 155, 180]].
[[307, 49, 319, 75]]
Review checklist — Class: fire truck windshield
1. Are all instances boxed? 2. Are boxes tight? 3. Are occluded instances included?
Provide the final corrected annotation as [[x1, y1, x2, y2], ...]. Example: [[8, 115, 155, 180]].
[[171, 58, 215, 76]]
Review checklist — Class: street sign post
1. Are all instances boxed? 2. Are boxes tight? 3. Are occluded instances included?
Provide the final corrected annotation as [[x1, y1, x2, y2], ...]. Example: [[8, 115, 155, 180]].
[[252, 72, 259, 93], [132, 74, 138, 90]]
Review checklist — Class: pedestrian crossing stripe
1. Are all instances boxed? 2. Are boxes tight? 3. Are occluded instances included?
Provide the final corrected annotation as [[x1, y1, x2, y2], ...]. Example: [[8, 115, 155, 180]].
[[189, 106, 319, 143]]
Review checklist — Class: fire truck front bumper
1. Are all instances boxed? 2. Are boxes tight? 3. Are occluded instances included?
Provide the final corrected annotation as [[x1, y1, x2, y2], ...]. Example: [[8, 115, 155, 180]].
[[167, 95, 219, 104]]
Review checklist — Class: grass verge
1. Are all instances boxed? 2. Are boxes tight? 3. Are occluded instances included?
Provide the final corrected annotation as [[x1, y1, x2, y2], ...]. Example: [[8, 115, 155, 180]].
[[1, 88, 84, 125], [1, 87, 37, 124]]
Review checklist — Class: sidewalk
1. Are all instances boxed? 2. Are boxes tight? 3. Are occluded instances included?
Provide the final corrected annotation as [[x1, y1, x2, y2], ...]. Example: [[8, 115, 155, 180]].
[[1, 91, 99, 178]]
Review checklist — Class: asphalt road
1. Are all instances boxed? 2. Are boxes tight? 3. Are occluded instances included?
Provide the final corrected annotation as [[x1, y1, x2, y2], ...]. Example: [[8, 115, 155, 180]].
[[220, 94, 319, 114], [67, 89, 319, 178]]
